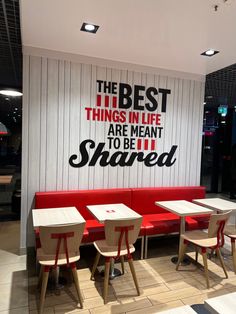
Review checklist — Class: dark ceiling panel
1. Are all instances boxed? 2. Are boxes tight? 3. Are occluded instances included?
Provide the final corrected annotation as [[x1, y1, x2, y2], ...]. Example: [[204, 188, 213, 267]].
[[205, 64, 236, 108], [0, 0, 22, 88]]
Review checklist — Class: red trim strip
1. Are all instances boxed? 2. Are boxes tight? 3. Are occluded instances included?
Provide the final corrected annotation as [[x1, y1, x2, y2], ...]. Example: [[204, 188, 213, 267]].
[[51, 232, 74, 267], [114, 225, 134, 259]]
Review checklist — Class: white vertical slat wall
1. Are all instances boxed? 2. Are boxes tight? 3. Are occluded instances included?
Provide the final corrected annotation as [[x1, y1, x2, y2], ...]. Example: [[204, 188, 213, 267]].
[[21, 52, 204, 248]]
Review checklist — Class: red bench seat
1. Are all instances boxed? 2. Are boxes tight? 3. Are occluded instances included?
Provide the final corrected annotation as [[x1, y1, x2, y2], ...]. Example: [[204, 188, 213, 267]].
[[131, 186, 208, 258], [34, 186, 208, 259]]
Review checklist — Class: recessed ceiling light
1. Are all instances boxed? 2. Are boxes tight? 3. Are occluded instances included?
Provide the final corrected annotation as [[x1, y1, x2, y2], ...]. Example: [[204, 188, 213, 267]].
[[201, 49, 219, 57], [80, 22, 99, 34], [0, 90, 22, 96], [85, 24, 95, 31]]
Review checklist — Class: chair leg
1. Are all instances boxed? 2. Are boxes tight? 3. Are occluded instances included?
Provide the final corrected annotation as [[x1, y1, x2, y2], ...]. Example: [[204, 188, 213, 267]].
[[71, 265, 83, 309], [232, 239, 236, 274], [90, 251, 101, 280], [202, 250, 210, 289], [195, 247, 199, 262], [39, 266, 49, 314], [176, 240, 187, 270], [145, 236, 148, 259], [103, 258, 110, 304], [141, 236, 144, 260], [216, 248, 228, 278], [120, 256, 125, 274], [128, 257, 140, 295], [38, 265, 43, 288]]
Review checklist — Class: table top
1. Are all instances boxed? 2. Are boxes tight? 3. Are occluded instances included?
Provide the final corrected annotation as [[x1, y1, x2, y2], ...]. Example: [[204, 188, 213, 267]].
[[204, 291, 236, 314], [0, 175, 13, 184], [86, 203, 141, 223], [32, 206, 85, 228], [193, 198, 236, 212], [155, 200, 213, 217], [159, 305, 196, 314]]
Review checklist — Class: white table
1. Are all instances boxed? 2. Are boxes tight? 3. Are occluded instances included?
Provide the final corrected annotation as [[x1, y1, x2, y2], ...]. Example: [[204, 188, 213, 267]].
[[87, 203, 142, 278], [32, 206, 85, 228], [86, 203, 141, 223], [160, 305, 197, 314], [156, 200, 213, 234], [0, 175, 12, 185], [156, 200, 212, 264], [193, 198, 236, 213], [204, 291, 236, 313]]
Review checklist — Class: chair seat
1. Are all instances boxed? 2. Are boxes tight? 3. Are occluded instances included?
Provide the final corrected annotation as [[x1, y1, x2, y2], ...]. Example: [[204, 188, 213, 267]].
[[94, 240, 135, 257], [182, 230, 217, 248], [37, 248, 80, 266], [224, 225, 236, 238]]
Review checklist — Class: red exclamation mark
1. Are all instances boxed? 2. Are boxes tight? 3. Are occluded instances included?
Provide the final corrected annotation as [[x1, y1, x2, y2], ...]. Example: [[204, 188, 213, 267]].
[[151, 139, 156, 150], [105, 95, 109, 107], [96, 94, 101, 107], [112, 96, 117, 108], [144, 139, 149, 150], [137, 139, 142, 150]]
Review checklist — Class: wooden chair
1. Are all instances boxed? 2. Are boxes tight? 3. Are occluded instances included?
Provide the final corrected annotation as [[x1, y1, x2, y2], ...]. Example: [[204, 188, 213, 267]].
[[176, 211, 231, 288], [224, 225, 236, 273], [37, 223, 85, 314], [90, 217, 142, 304]]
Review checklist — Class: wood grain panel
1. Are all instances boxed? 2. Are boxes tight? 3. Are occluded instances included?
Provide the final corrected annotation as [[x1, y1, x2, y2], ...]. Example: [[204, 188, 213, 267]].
[[21, 54, 204, 247]]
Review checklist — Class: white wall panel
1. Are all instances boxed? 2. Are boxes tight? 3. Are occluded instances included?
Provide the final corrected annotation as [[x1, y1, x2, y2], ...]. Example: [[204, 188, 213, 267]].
[[21, 53, 205, 248], [62, 61, 71, 190]]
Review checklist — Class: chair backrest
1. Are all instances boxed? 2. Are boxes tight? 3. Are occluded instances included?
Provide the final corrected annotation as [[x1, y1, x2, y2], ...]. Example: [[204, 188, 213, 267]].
[[208, 211, 232, 246], [104, 217, 142, 256], [39, 223, 85, 266]]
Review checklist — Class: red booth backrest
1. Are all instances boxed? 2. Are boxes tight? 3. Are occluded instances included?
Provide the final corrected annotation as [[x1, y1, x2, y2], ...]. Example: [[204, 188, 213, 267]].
[[131, 186, 206, 215], [35, 188, 132, 220]]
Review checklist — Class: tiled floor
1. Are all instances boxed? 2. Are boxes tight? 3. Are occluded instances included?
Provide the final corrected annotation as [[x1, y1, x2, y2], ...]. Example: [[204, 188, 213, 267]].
[[28, 235, 236, 314], [2, 220, 236, 314], [0, 221, 28, 313]]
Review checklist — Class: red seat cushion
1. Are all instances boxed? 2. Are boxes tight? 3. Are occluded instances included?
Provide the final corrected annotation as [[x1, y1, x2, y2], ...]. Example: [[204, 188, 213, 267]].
[[139, 223, 146, 236], [35, 188, 132, 220], [142, 213, 180, 235], [82, 220, 105, 243], [186, 215, 210, 231], [34, 187, 207, 246], [131, 186, 206, 215]]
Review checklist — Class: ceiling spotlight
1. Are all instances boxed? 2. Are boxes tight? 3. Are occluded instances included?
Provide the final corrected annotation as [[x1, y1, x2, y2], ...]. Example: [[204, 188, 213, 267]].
[[201, 49, 219, 57], [80, 22, 99, 34], [85, 24, 95, 31], [0, 90, 22, 97]]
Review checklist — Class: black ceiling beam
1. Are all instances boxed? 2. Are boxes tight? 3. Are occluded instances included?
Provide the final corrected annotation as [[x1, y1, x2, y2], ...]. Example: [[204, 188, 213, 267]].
[[1, 0, 18, 86]]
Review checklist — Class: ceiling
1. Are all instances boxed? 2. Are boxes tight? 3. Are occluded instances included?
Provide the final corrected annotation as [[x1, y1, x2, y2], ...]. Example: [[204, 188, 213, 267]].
[[0, 0, 236, 132], [205, 63, 236, 107], [0, 0, 22, 131], [0, 0, 21, 88], [20, 0, 236, 76]]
